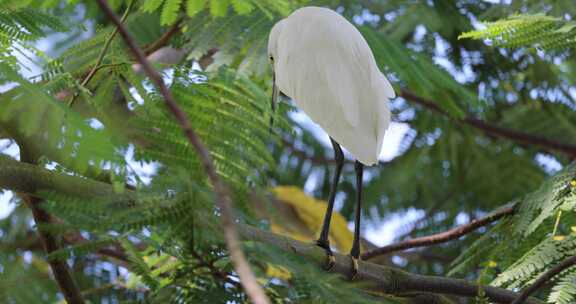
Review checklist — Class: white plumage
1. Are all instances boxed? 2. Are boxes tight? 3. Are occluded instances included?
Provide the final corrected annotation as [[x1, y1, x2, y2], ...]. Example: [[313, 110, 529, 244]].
[[268, 6, 395, 165]]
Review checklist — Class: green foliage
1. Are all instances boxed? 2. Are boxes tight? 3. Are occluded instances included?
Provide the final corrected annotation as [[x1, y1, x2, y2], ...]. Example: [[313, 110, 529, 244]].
[[183, 10, 273, 75], [450, 164, 576, 302], [0, 64, 121, 175], [361, 27, 476, 118], [0, 4, 67, 74], [141, 0, 293, 25], [460, 14, 576, 51], [1, 1, 576, 303], [548, 270, 576, 304]]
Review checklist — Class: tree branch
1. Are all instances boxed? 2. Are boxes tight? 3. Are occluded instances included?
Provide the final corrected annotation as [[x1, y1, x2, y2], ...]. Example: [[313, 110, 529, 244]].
[[61, 231, 131, 267], [400, 90, 576, 159], [190, 249, 241, 288], [94, 1, 269, 303], [0, 155, 130, 201], [237, 224, 543, 304], [0, 159, 544, 304], [24, 198, 85, 304], [511, 255, 576, 304], [362, 205, 515, 260], [68, 0, 135, 108], [18, 148, 84, 304], [143, 19, 182, 55], [281, 137, 345, 166], [281, 136, 394, 167]]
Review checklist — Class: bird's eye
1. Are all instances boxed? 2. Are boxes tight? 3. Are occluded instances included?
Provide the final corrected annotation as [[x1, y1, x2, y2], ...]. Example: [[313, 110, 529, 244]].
[[269, 56, 274, 62]]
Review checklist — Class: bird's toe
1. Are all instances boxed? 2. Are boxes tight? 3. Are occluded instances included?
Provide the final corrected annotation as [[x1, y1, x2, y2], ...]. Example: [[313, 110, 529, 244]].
[[348, 255, 359, 281], [316, 240, 336, 271]]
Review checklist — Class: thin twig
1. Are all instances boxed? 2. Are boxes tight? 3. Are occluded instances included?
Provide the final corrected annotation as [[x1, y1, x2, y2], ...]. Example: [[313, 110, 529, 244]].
[[362, 205, 515, 260], [190, 249, 241, 287], [511, 255, 576, 304], [400, 90, 576, 159], [143, 19, 182, 55], [393, 196, 450, 242], [81, 282, 148, 296], [68, 0, 135, 108], [281, 137, 343, 165], [281, 137, 393, 167], [62, 232, 131, 265], [94, 1, 270, 303]]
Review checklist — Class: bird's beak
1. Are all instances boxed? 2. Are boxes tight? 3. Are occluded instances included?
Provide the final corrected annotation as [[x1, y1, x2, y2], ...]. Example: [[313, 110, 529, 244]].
[[269, 73, 279, 135]]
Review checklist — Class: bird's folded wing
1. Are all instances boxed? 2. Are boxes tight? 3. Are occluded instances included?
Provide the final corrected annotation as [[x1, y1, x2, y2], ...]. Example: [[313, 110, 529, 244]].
[[316, 51, 362, 128]]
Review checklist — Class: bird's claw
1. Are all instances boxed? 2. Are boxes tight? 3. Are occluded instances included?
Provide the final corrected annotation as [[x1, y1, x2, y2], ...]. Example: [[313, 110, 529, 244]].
[[349, 255, 359, 281], [324, 253, 336, 271], [316, 240, 336, 271]]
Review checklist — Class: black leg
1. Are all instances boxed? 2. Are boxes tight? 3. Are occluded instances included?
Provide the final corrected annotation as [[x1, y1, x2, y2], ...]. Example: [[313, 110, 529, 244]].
[[316, 137, 344, 268], [349, 160, 364, 279], [269, 74, 278, 135]]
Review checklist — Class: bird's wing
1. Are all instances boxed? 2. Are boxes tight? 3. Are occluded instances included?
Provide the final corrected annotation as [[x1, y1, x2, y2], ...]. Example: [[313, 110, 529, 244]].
[[314, 46, 362, 128], [282, 31, 367, 128], [272, 7, 395, 164], [274, 8, 392, 128], [378, 68, 396, 99]]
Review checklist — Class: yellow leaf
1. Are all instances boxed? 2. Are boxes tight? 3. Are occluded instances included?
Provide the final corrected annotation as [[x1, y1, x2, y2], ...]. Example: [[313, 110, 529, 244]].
[[571, 226, 576, 233], [271, 186, 356, 252], [264, 186, 360, 280], [270, 222, 310, 243], [570, 180, 576, 188], [487, 260, 498, 268], [553, 235, 566, 241], [31, 256, 50, 273], [265, 263, 292, 280]]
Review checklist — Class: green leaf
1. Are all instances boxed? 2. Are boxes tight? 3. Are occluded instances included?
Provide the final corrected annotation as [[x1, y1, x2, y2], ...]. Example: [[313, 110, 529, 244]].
[[186, 0, 207, 16], [210, 0, 229, 17], [230, 0, 254, 15], [161, 0, 182, 25], [141, 0, 164, 13]]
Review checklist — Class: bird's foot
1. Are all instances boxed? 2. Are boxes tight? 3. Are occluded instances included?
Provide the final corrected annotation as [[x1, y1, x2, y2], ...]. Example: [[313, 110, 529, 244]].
[[316, 239, 336, 271], [348, 255, 359, 281]]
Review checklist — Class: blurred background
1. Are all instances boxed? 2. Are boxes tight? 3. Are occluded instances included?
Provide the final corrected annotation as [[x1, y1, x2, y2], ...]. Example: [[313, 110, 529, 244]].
[[1, 0, 575, 303]]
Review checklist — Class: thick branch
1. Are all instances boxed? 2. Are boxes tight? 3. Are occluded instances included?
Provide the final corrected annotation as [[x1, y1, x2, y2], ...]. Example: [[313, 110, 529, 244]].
[[0, 155, 131, 201], [237, 224, 542, 304], [400, 90, 576, 158], [362, 205, 515, 260], [18, 148, 84, 304], [94, 1, 269, 303], [24, 196, 85, 304], [0, 159, 543, 304], [511, 255, 576, 304]]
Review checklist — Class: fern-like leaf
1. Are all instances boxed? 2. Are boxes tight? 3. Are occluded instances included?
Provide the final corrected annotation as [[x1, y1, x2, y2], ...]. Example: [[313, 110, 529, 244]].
[[460, 14, 576, 51]]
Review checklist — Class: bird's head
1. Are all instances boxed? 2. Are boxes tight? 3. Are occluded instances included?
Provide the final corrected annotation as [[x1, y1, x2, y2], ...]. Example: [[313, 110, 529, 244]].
[[267, 19, 286, 135], [267, 19, 285, 65]]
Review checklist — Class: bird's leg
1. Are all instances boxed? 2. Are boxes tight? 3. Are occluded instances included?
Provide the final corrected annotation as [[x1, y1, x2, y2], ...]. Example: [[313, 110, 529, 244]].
[[269, 73, 278, 135], [349, 160, 364, 280], [316, 137, 344, 271]]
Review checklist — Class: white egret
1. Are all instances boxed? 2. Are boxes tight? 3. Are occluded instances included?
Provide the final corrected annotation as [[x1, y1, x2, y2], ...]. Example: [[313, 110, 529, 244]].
[[268, 7, 395, 276]]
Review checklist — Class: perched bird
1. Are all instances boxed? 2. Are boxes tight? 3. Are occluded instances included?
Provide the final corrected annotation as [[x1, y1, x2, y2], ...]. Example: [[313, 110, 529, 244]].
[[268, 7, 395, 276]]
